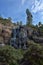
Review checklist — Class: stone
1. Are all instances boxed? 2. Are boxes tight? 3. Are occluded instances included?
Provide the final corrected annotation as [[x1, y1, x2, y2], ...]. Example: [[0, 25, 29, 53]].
[[10, 26, 28, 49]]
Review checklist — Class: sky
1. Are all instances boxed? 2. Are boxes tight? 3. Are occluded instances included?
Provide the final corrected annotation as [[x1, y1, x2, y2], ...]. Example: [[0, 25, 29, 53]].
[[0, 0, 43, 25]]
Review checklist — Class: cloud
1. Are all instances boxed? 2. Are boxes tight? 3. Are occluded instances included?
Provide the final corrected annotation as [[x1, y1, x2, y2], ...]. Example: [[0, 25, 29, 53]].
[[21, 0, 26, 5], [32, 0, 43, 13]]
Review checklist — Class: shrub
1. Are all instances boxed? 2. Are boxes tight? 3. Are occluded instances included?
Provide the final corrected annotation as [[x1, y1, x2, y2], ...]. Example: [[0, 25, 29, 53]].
[[21, 42, 43, 65], [0, 45, 24, 65]]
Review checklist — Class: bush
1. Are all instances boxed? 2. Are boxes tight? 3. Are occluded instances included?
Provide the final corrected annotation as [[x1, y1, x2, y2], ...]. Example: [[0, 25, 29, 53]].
[[0, 45, 24, 65], [20, 42, 43, 65], [0, 42, 43, 65]]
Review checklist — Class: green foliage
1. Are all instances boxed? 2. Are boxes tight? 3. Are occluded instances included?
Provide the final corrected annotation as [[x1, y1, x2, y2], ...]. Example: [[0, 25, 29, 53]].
[[8, 17, 12, 21], [0, 45, 24, 65], [0, 16, 12, 25], [38, 22, 42, 27], [38, 24, 43, 36], [26, 9, 33, 26], [17, 21, 22, 26], [17, 21, 20, 25], [0, 42, 43, 65], [19, 21, 22, 26], [23, 42, 43, 65], [39, 24, 43, 31], [0, 16, 3, 20]]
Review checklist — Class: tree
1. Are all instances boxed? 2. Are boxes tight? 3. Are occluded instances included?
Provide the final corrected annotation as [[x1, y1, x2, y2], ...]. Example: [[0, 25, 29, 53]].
[[19, 21, 22, 26], [17, 21, 20, 25], [0, 15, 3, 20], [26, 9, 33, 26], [8, 17, 12, 22], [17, 21, 22, 26], [38, 24, 43, 36], [38, 22, 42, 27]]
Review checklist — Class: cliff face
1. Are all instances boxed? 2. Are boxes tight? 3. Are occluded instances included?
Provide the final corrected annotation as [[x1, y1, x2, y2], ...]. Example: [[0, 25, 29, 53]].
[[0, 23, 43, 47], [0, 23, 13, 45], [10, 26, 28, 49], [0, 17, 17, 45]]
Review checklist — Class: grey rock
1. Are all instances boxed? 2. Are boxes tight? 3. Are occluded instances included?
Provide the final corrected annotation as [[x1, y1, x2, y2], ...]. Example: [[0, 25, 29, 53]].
[[10, 26, 28, 49]]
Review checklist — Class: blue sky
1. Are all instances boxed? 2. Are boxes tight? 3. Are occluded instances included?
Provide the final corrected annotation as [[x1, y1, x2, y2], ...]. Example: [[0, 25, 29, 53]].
[[0, 0, 43, 25]]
